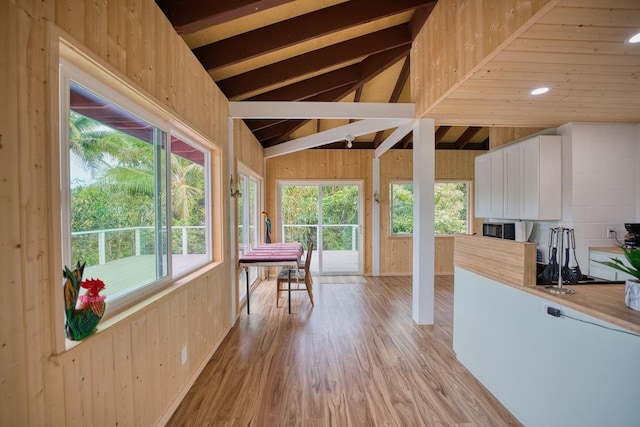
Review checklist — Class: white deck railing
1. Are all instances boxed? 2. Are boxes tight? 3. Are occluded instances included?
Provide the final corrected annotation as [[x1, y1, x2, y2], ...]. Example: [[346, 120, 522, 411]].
[[72, 225, 205, 265]]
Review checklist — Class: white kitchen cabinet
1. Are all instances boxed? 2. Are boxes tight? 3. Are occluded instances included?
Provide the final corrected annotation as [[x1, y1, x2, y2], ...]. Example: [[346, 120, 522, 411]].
[[589, 250, 635, 281], [503, 143, 522, 219], [475, 135, 561, 220], [520, 136, 561, 220], [475, 150, 503, 218]]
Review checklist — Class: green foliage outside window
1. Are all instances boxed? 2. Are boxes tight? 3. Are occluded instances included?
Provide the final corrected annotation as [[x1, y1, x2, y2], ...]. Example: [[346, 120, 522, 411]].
[[281, 184, 359, 251], [390, 182, 468, 235]]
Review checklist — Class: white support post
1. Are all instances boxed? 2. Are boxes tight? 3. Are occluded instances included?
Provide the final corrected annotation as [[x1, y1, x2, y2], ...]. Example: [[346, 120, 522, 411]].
[[372, 158, 381, 276], [412, 118, 435, 325]]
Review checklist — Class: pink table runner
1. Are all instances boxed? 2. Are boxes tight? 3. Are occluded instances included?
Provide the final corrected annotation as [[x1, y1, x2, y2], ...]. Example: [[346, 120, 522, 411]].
[[238, 242, 304, 314]]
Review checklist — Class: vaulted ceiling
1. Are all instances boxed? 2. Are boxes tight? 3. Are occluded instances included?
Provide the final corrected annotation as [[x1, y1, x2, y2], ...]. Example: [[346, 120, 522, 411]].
[[156, 0, 489, 151], [156, 0, 640, 152]]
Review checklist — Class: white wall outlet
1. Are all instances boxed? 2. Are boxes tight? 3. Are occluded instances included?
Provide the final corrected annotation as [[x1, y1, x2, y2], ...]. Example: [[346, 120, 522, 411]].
[[181, 346, 188, 366], [607, 227, 615, 238], [541, 300, 560, 315]]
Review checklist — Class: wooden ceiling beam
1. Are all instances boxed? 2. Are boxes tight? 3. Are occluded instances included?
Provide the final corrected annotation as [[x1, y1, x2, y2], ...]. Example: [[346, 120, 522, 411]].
[[267, 47, 411, 144], [434, 125, 451, 147], [373, 55, 410, 147], [193, 0, 429, 71], [401, 132, 413, 149], [247, 65, 360, 102], [156, 0, 296, 35], [217, 25, 411, 99], [455, 126, 483, 149], [408, 2, 437, 40], [254, 87, 354, 143]]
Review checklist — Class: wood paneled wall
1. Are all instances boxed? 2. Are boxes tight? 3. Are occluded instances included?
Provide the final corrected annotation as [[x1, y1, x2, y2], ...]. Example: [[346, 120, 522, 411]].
[[266, 149, 483, 276], [489, 127, 548, 149], [234, 120, 265, 176], [411, 0, 551, 118], [1, 1, 232, 425], [379, 150, 484, 275], [266, 150, 375, 273]]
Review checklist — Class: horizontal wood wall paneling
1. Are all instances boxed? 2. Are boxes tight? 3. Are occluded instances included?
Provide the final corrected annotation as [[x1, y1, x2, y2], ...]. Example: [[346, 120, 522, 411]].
[[266, 150, 374, 273], [378, 151, 483, 274], [454, 234, 537, 287]]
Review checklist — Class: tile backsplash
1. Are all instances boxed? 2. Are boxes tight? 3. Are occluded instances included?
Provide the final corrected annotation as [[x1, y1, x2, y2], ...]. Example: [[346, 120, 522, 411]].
[[528, 122, 640, 272]]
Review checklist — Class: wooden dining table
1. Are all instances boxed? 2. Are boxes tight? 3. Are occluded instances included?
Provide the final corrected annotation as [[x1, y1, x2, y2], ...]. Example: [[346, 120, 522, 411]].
[[238, 242, 304, 314]]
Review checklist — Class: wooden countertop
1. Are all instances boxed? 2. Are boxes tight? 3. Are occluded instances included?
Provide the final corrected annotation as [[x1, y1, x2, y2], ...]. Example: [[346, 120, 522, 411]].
[[455, 235, 640, 335], [519, 284, 640, 335], [590, 246, 624, 254]]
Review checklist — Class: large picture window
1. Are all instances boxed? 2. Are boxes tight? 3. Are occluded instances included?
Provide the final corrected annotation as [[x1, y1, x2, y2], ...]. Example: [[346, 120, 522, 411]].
[[61, 61, 211, 316], [390, 181, 469, 236]]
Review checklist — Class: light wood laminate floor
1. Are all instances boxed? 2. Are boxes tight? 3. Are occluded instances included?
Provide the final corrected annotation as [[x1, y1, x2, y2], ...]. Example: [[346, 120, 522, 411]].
[[167, 276, 521, 426]]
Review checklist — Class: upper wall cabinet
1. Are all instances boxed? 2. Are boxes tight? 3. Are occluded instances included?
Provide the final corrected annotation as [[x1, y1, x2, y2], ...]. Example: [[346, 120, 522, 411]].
[[475, 135, 561, 220], [475, 150, 504, 218]]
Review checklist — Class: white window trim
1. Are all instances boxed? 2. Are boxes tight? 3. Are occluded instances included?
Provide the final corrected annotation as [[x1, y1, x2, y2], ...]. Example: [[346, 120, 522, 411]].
[[56, 44, 215, 351]]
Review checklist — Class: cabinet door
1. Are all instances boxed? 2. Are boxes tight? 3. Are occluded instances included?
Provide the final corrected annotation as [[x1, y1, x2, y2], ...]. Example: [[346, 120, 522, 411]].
[[475, 151, 504, 218], [475, 154, 492, 217], [521, 138, 540, 219], [489, 151, 504, 218], [521, 136, 561, 220], [503, 144, 522, 219]]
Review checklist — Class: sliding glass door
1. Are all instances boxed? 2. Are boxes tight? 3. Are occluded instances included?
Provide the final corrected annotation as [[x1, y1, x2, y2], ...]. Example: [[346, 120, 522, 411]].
[[279, 181, 362, 275]]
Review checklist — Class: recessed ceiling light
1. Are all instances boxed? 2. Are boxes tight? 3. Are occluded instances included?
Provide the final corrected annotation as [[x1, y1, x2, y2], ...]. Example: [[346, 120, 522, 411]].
[[629, 32, 640, 44], [530, 87, 550, 96]]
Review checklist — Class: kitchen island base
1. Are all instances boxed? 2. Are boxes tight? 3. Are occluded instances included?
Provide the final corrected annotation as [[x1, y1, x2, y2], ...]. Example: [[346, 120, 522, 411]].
[[453, 267, 640, 427]]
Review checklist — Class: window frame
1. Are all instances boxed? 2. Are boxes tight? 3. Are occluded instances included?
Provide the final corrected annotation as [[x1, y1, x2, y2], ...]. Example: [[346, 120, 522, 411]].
[[434, 180, 470, 236], [237, 162, 262, 297], [58, 55, 214, 329], [388, 180, 471, 236], [389, 180, 414, 236]]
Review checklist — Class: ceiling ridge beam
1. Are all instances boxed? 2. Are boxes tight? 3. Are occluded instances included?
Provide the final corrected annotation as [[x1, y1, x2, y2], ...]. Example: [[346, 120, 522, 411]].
[[247, 65, 360, 102], [229, 102, 415, 119], [217, 25, 411, 99], [264, 47, 411, 144], [158, 0, 297, 35], [194, 0, 428, 71], [264, 119, 413, 158], [373, 55, 410, 147]]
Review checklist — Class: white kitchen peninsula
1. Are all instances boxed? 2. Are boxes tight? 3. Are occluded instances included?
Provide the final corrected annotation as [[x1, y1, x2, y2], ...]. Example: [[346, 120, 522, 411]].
[[453, 234, 640, 427]]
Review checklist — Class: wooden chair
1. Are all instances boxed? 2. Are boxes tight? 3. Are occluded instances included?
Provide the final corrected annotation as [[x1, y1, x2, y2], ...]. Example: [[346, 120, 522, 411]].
[[276, 241, 314, 307]]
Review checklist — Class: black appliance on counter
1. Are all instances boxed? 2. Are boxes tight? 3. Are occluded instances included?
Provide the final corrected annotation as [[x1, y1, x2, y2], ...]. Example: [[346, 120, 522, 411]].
[[624, 223, 640, 248], [483, 222, 515, 240]]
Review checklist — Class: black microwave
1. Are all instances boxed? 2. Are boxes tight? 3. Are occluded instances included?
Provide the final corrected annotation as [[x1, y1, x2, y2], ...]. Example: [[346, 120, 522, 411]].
[[482, 222, 516, 240]]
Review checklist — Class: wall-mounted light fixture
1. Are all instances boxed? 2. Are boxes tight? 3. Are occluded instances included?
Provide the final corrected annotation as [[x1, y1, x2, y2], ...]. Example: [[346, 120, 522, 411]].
[[345, 134, 354, 149], [373, 191, 380, 204], [230, 174, 242, 198]]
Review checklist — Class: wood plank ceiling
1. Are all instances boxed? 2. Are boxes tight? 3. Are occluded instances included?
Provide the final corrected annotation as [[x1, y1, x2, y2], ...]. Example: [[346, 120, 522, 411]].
[[156, 0, 489, 150], [157, 0, 640, 151]]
